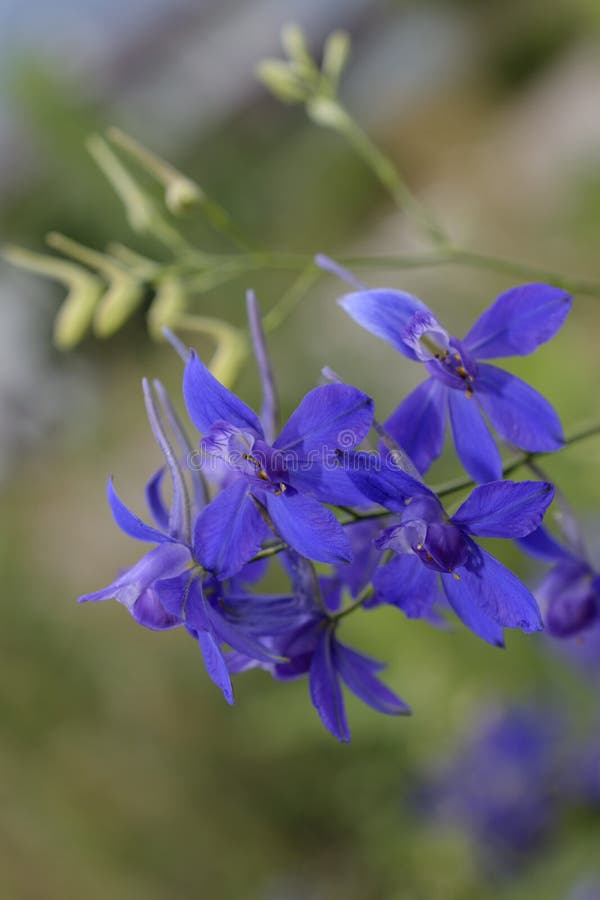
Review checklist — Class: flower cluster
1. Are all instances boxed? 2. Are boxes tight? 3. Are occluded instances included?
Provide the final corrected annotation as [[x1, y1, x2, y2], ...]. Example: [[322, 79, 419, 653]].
[[81, 280, 572, 741]]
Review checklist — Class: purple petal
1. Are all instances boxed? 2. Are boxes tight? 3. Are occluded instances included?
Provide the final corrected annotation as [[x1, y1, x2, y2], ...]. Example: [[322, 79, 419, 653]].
[[384, 379, 447, 475], [107, 477, 173, 544], [218, 592, 302, 635], [154, 573, 208, 631], [205, 602, 285, 664], [78, 542, 191, 609], [183, 350, 263, 436], [309, 626, 350, 742], [265, 491, 352, 564], [273, 384, 373, 455], [517, 525, 573, 563], [131, 589, 181, 630], [441, 572, 505, 647], [463, 283, 572, 359], [334, 641, 411, 716], [145, 468, 169, 531], [247, 290, 279, 443], [448, 390, 502, 483], [342, 450, 437, 513], [197, 631, 235, 704], [538, 560, 599, 637], [374, 554, 441, 618], [476, 364, 564, 451], [193, 479, 270, 578], [337, 289, 427, 359], [460, 541, 543, 632], [283, 460, 372, 507], [451, 480, 554, 538], [338, 520, 386, 598]]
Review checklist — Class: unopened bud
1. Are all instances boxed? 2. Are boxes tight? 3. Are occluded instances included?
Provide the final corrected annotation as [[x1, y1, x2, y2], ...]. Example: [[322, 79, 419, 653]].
[[322, 30, 350, 88], [147, 277, 187, 341], [256, 60, 306, 103], [94, 273, 145, 337]]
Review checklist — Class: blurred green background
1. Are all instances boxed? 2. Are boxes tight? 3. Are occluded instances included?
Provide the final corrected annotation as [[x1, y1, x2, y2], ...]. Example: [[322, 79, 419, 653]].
[[1, 1, 600, 898]]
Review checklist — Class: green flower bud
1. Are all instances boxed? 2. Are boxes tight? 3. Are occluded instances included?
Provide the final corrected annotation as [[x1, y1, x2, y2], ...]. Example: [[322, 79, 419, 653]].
[[256, 60, 307, 104], [147, 277, 187, 341]]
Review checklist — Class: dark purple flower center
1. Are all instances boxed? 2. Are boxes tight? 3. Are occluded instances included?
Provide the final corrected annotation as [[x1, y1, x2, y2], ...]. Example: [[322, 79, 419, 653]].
[[425, 338, 478, 396]]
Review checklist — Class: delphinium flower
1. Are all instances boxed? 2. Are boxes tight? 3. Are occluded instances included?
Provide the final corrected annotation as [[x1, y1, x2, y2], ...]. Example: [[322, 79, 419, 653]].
[[413, 704, 565, 872], [328, 261, 572, 483], [78, 378, 302, 704], [520, 524, 600, 640], [182, 342, 374, 578], [344, 455, 554, 645], [226, 551, 411, 742]]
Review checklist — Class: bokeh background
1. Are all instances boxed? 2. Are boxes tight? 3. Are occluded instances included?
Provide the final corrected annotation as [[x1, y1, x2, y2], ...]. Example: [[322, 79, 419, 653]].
[[1, 1, 600, 898]]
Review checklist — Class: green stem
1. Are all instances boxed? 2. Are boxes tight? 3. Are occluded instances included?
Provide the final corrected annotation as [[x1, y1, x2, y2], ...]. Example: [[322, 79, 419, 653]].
[[308, 98, 448, 247], [263, 262, 322, 333]]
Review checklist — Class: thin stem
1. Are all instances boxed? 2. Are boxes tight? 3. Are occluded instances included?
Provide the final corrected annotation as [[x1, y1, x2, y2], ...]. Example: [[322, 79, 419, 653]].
[[308, 99, 448, 246], [263, 262, 322, 333]]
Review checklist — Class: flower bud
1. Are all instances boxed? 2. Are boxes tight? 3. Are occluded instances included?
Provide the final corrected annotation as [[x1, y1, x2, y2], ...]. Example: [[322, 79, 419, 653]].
[[147, 277, 187, 341], [256, 60, 306, 103]]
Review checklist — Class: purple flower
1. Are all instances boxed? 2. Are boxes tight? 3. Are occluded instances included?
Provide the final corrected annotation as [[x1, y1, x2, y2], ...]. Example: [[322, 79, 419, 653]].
[[183, 351, 374, 577], [227, 553, 410, 741], [520, 526, 600, 638], [415, 704, 564, 868], [78, 379, 298, 704], [337, 281, 571, 482], [347, 457, 553, 644]]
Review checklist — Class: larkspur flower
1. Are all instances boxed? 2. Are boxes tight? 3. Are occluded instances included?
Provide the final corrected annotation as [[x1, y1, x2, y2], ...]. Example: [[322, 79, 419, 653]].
[[520, 525, 600, 638], [345, 455, 553, 644], [414, 704, 564, 870], [227, 553, 411, 742], [78, 378, 299, 704], [335, 278, 572, 482], [183, 351, 374, 577]]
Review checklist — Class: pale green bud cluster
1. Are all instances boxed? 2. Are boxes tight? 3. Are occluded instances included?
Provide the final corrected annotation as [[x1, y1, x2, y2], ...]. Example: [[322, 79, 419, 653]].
[[257, 24, 351, 108]]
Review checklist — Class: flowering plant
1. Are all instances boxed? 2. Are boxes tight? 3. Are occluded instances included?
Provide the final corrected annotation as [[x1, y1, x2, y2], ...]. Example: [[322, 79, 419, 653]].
[[6, 24, 600, 744]]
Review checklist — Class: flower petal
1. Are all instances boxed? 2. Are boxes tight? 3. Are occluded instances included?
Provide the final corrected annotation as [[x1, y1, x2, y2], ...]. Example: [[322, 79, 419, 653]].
[[374, 554, 441, 618], [154, 572, 208, 632], [441, 572, 505, 647], [145, 468, 169, 531], [265, 491, 352, 564], [78, 543, 191, 608], [476, 364, 564, 451], [452, 480, 554, 538], [460, 541, 543, 632], [463, 284, 572, 359], [193, 479, 270, 578], [448, 390, 502, 482], [342, 450, 437, 513], [273, 384, 373, 455], [337, 289, 427, 359], [107, 477, 173, 543], [309, 626, 350, 742], [131, 589, 181, 630], [517, 525, 573, 563], [384, 378, 448, 475], [183, 350, 263, 436], [334, 641, 411, 716], [197, 631, 235, 704], [283, 460, 371, 506]]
